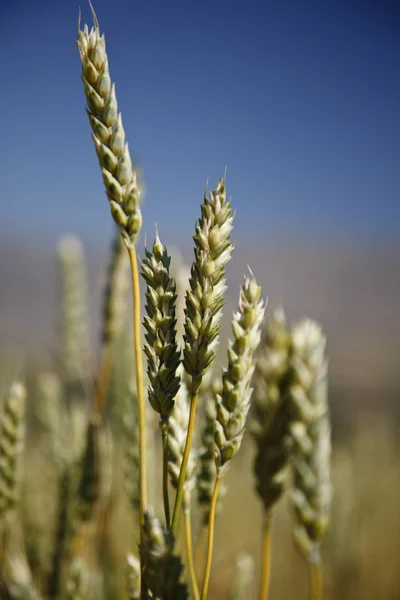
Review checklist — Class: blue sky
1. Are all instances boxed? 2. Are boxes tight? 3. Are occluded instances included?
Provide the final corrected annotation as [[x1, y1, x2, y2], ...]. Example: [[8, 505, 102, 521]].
[[1, 0, 399, 248]]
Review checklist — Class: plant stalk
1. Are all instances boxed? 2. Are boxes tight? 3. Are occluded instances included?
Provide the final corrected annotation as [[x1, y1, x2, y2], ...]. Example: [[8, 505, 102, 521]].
[[309, 554, 323, 600], [184, 506, 200, 600], [200, 476, 221, 600], [171, 379, 201, 535], [160, 420, 171, 528], [126, 245, 148, 529], [194, 523, 208, 580], [259, 512, 272, 600]]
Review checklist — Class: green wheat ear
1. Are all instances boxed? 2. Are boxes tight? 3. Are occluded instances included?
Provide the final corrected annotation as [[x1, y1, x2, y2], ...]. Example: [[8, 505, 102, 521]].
[[0, 382, 26, 518], [77, 4, 143, 246], [141, 231, 181, 421]]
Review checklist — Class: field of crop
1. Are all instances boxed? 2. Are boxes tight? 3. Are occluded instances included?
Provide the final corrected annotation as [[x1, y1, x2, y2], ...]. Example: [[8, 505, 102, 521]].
[[1, 2, 399, 599]]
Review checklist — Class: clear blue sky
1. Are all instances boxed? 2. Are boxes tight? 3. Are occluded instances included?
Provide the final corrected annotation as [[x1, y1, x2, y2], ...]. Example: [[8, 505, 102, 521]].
[[1, 0, 399, 247]]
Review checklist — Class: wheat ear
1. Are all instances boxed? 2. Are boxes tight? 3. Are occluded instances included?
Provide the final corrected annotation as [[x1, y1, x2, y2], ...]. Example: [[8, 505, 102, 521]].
[[251, 308, 292, 600], [172, 177, 234, 535], [0, 383, 26, 519], [201, 270, 265, 600], [289, 319, 332, 600], [77, 6, 142, 246], [57, 236, 90, 404], [140, 510, 188, 600], [142, 232, 181, 527]]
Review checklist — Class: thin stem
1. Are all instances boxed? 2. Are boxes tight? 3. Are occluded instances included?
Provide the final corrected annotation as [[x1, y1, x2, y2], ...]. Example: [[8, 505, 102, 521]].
[[184, 506, 200, 600], [160, 420, 171, 528], [94, 342, 113, 418], [200, 476, 221, 600], [171, 379, 201, 535], [126, 245, 147, 542], [259, 512, 272, 600], [309, 555, 323, 600], [194, 523, 208, 580]]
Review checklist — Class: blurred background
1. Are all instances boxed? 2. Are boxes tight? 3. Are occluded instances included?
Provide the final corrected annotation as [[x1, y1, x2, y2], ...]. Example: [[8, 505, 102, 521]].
[[0, 0, 399, 598]]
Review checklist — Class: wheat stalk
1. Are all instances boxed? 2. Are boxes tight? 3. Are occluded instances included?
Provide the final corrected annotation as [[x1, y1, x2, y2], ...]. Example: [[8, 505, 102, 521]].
[[167, 380, 198, 598], [289, 319, 332, 600]]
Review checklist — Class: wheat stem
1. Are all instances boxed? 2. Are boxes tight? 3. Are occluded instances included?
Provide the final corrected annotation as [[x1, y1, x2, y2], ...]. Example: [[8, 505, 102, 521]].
[[171, 380, 200, 535], [309, 556, 323, 600], [126, 245, 147, 532], [259, 513, 272, 600], [183, 508, 199, 600], [200, 476, 221, 600], [160, 421, 171, 528]]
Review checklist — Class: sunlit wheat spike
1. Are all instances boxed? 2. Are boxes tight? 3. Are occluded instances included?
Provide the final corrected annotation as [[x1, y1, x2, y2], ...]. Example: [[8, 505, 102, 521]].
[[183, 177, 234, 381], [140, 510, 188, 599], [57, 236, 90, 401], [101, 230, 130, 344], [142, 232, 181, 420], [289, 319, 332, 560], [126, 553, 140, 600], [215, 270, 265, 475], [168, 380, 196, 508], [0, 382, 26, 517], [77, 6, 143, 246], [252, 308, 292, 512], [66, 558, 88, 600]]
